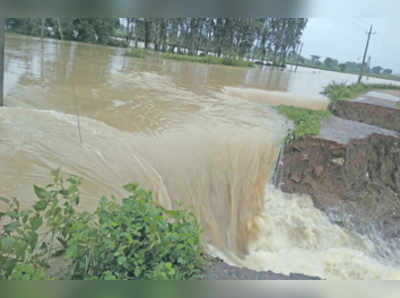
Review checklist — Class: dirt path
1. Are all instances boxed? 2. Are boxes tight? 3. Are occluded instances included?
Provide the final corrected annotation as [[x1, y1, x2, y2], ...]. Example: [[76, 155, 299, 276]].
[[328, 89, 400, 132], [319, 115, 398, 144], [353, 90, 400, 110]]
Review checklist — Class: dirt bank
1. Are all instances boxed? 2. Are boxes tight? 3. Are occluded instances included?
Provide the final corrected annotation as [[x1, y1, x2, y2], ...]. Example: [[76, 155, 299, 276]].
[[204, 257, 321, 280], [277, 90, 400, 261], [277, 134, 400, 238], [329, 99, 400, 132]]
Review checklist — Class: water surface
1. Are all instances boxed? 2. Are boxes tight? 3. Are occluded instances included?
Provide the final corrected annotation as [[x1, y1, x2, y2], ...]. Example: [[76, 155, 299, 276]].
[[2, 34, 400, 279]]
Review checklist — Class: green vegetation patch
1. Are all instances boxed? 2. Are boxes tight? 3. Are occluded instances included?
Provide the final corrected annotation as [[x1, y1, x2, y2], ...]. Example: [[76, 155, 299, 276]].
[[162, 53, 254, 67], [323, 82, 400, 102], [276, 105, 331, 142], [125, 48, 148, 59], [0, 170, 206, 280]]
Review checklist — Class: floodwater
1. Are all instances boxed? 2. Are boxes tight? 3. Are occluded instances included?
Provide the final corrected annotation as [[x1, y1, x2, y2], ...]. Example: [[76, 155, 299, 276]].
[[1, 33, 400, 279]]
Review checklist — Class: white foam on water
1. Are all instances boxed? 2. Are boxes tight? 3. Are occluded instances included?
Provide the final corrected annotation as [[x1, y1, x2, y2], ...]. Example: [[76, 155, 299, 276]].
[[239, 187, 400, 280]]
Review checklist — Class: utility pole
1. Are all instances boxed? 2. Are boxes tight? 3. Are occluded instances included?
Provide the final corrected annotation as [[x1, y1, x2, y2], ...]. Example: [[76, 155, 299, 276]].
[[0, 17, 4, 107], [366, 56, 372, 80], [294, 42, 303, 72], [358, 25, 375, 83]]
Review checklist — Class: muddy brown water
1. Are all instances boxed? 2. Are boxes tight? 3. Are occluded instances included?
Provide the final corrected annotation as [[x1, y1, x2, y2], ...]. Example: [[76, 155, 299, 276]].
[[2, 33, 400, 279]]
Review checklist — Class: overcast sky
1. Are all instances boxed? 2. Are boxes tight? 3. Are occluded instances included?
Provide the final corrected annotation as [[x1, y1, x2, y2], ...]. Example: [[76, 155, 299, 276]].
[[301, 18, 400, 73]]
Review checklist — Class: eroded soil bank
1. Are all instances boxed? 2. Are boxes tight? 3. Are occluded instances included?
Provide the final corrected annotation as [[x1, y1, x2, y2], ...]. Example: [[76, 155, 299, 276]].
[[329, 90, 400, 132], [277, 90, 400, 263]]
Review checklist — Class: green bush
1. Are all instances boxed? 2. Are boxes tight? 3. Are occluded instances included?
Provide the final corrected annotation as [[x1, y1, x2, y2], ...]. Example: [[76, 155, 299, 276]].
[[0, 196, 48, 280], [323, 82, 363, 102], [276, 105, 331, 142], [0, 171, 205, 280], [0, 170, 87, 279], [66, 183, 205, 280]]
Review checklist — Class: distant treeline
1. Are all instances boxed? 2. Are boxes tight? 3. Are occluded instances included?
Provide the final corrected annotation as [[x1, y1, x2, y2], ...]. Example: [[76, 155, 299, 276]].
[[294, 54, 395, 77], [5, 17, 308, 67]]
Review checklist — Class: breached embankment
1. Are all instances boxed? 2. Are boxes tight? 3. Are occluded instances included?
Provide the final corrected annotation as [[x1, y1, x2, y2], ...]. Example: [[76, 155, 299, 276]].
[[5, 33, 400, 279], [276, 90, 400, 268]]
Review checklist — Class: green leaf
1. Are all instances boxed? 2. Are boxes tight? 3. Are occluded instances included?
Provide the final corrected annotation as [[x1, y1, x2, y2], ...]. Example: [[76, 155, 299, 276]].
[[4, 221, 21, 233], [21, 210, 32, 224], [33, 200, 48, 212], [33, 185, 49, 200], [117, 256, 127, 265], [103, 271, 117, 280], [164, 209, 180, 218], [0, 236, 14, 251], [27, 231, 39, 250], [0, 196, 10, 204], [134, 267, 142, 278], [123, 183, 139, 193], [29, 215, 43, 231]]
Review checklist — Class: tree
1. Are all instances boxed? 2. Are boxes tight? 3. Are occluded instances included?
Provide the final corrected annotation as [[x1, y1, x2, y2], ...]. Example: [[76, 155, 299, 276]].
[[5, 17, 309, 65], [144, 18, 151, 49], [383, 68, 393, 75], [56, 18, 64, 40], [371, 66, 383, 74], [324, 57, 338, 69], [254, 18, 307, 66], [40, 18, 45, 39], [310, 55, 321, 65]]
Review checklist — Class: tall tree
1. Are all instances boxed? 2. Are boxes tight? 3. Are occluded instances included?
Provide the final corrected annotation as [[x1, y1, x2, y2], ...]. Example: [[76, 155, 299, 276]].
[[40, 18, 45, 39], [57, 18, 64, 40], [144, 18, 151, 49], [5, 17, 309, 67]]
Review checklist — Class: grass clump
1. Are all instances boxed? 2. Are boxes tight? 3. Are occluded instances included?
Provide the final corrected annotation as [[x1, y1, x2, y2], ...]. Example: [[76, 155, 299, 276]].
[[0, 170, 206, 280], [276, 105, 331, 142], [125, 48, 148, 59], [107, 39, 129, 48], [323, 81, 400, 102], [323, 82, 369, 102], [162, 53, 253, 67]]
